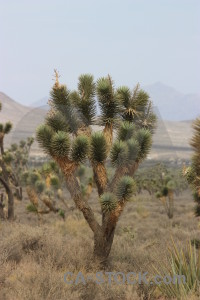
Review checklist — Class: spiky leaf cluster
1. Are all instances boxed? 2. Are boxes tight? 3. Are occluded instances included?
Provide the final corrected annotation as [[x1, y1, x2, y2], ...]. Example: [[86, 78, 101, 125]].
[[50, 84, 79, 133], [136, 128, 152, 160], [117, 121, 135, 141], [110, 141, 128, 167], [100, 192, 117, 212], [116, 176, 136, 201], [184, 118, 200, 216], [127, 139, 140, 162], [0, 121, 12, 134], [90, 132, 107, 163], [71, 74, 96, 126], [46, 111, 69, 133], [36, 125, 54, 155], [71, 135, 89, 162], [96, 76, 120, 127], [51, 131, 70, 158]]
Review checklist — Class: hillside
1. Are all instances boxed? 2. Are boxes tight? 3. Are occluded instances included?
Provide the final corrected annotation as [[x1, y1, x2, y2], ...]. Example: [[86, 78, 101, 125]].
[[144, 82, 200, 121], [0, 92, 193, 160]]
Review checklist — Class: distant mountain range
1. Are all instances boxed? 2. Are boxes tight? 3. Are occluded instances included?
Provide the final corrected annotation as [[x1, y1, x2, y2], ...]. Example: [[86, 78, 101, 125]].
[[143, 82, 200, 121], [0, 84, 196, 160]]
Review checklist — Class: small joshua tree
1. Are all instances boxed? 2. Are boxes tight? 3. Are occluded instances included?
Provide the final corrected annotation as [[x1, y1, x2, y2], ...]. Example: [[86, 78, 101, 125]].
[[4, 137, 34, 200], [36, 72, 156, 263], [183, 118, 200, 216], [156, 176, 176, 219], [24, 161, 66, 218], [0, 102, 15, 220]]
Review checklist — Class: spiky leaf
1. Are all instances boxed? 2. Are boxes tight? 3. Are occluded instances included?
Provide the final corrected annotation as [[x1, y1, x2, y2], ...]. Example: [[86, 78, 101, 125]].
[[127, 139, 140, 162], [51, 131, 70, 158], [117, 121, 135, 141], [4, 122, 12, 134], [110, 141, 128, 167], [100, 192, 117, 212], [96, 76, 120, 127], [136, 128, 152, 160], [116, 176, 136, 201], [36, 124, 54, 155], [71, 135, 89, 162], [90, 132, 107, 163], [46, 112, 69, 132]]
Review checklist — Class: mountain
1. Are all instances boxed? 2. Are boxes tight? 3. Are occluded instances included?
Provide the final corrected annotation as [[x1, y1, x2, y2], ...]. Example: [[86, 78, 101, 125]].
[[143, 82, 200, 121], [0, 92, 30, 123], [0, 91, 194, 160], [0, 92, 46, 154]]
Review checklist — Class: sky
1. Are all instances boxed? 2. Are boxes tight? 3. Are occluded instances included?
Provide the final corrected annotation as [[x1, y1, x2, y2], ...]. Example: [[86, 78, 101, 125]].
[[0, 0, 199, 106]]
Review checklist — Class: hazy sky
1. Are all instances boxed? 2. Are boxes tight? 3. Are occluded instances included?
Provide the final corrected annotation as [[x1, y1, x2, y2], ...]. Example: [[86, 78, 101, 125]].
[[0, 0, 199, 106]]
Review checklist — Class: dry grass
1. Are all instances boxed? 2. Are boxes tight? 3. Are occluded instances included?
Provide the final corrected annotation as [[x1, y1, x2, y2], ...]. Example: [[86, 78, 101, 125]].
[[0, 189, 199, 299]]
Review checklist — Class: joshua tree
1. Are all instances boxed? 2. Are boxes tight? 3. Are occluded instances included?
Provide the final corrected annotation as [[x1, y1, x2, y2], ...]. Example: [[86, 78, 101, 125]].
[[155, 176, 176, 219], [2, 137, 34, 201], [0, 102, 14, 220], [24, 161, 66, 218], [36, 72, 156, 263], [183, 118, 200, 216]]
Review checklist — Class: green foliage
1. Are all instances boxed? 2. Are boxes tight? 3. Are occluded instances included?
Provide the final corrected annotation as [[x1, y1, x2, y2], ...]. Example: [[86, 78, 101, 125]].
[[0, 122, 12, 134], [0, 123, 3, 132], [3, 122, 12, 134], [127, 139, 140, 162], [136, 128, 152, 160], [71, 74, 96, 125], [155, 240, 200, 299], [50, 84, 79, 134], [117, 84, 150, 122], [36, 125, 54, 155], [167, 180, 176, 190], [117, 121, 135, 141], [28, 172, 41, 186], [26, 203, 38, 213], [96, 76, 120, 127], [77, 164, 86, 178], [116, 86, 131, 109], [110, 141, 128, 167], [156, 191, 162, 198], [161, 186, 169, 197], [100, 192, 117, 212], [50, 175, 60, 189], [51, 131, 70, 158], [90, 132, 107, 163], [71, 135, 89, 162], [3, 152, 13, 164], [35, 180, 45, 193], [46, 112, 69, 132], [183, 118, 200, 216], [58, 209, 65, 219], [116, 176, 136, 201]]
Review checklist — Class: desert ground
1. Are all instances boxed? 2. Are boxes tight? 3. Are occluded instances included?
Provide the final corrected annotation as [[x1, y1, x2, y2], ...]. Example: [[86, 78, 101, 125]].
[[0, 182, 199, 300]]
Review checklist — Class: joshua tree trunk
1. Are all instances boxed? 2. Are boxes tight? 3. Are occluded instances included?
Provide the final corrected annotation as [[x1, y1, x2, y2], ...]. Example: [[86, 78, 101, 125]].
[[0, 177, 14, 220], [0, 193, 5, 219], [93, 227, 115, 264]]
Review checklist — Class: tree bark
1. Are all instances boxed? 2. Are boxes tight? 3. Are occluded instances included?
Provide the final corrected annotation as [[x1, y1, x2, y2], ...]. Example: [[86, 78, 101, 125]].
[[93, 226, 116, 266], [0, 177, 14, 220]]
